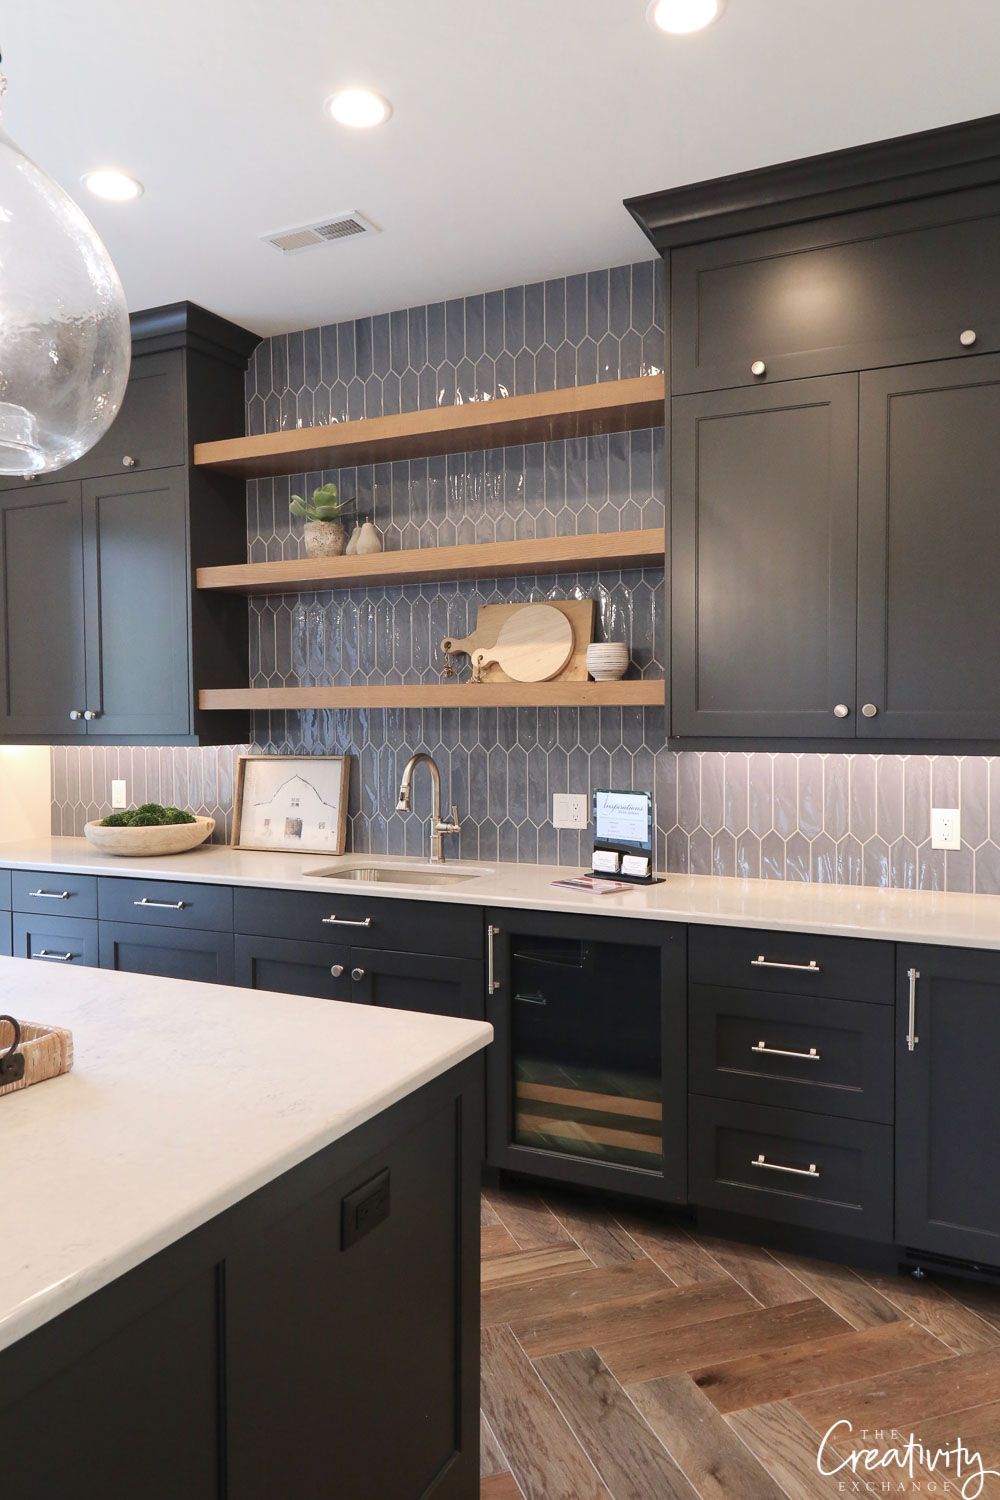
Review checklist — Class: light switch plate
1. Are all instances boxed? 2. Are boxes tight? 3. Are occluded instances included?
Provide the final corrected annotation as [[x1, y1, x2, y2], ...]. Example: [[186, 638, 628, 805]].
[[552, 793, 588, 829], [931, 807, 961, 850], [111, 779, 127, 810]]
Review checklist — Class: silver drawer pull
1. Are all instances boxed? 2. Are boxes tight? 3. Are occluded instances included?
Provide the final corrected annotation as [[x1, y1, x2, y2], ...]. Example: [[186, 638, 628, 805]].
[[751, 1153, 820, 1179], [31, 950, 74, 962], [322, 915, 372, 928], [133, 898, 187, 910], [907, 966, 920, 1052], [751, 1041, 821, 1062], [28, 889, 70, 900], [751, 956, 820, 973]]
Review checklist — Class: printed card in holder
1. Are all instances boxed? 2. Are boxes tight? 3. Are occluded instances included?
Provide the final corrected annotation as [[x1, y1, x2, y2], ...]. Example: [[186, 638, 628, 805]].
[[591, 789, 661, 885]]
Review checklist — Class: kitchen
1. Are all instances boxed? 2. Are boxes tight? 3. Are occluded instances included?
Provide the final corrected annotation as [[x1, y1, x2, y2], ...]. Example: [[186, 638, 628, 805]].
[[4, 2, 1000, 1497]]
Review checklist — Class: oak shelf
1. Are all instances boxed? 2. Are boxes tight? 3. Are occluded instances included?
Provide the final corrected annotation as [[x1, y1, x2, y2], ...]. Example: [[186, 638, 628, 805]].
[[193, 374, 665, 479], [196, 527, 665, 596], [198, 681, 665, 712]]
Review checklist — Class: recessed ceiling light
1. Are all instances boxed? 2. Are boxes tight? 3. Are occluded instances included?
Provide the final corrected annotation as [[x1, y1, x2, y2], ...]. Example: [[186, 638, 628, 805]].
[[647, 0, 725, 34], [325, 89, 392, 129], [82, 169, 144, 202]]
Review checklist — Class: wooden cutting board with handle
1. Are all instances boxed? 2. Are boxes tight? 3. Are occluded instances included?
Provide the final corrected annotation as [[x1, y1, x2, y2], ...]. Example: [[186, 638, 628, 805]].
[[442, 600, 594, 682]]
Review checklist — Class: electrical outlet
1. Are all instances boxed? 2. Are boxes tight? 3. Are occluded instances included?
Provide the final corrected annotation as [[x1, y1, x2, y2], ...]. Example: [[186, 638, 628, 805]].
[[111, 779, 127, 810], [931, 807, 961, 850], [552, 793, 588, 830]]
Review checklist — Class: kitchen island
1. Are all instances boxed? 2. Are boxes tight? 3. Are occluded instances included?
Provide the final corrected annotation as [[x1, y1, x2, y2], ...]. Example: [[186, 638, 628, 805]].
[[0, 957, 490, 1500]]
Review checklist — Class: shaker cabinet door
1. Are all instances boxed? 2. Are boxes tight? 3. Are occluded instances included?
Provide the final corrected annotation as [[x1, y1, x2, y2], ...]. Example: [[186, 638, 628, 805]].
[[857, 355, 1000, 739], [671, 375, 859, 737]]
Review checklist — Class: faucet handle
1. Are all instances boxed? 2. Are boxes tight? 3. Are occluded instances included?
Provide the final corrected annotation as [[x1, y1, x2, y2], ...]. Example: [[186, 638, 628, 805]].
[[436, 805, 461, 834]]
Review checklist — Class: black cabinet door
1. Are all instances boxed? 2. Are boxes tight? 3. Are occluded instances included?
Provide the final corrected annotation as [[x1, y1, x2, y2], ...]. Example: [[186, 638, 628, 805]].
[[100, 922, 234, 984], [81, 468, 191, 737], [0, 482, 87, 738], [857, 356, 1000, 739], [233, 933, 352, 1001], [896, 946, 1000, 1267], [349, 947, 485, 1020], [671, 375, 859, 737]]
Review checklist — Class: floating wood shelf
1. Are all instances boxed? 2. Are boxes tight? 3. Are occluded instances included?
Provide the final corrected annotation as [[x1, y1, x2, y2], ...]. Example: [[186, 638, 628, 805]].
[[198, 681, 665, 712], [196, 528, 665, 596], [193, 374, 665, 479]]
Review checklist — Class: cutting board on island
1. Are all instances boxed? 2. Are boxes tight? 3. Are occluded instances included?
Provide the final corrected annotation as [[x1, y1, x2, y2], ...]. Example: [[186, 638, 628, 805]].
[[442, 600, 595, 682]]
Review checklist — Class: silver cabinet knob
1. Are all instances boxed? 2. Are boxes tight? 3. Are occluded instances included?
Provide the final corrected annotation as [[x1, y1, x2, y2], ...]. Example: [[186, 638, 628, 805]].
[[122, 455, 137, 468], [351, 967, 365, 981], [862, 702, 878, 718], [83, 709, 99, 721], [750, 359, 766, 377], [833, 703, 850, 718], [960, 329, 977, 347], [330, 964, 344, 977], [69, 709, 84, 721]]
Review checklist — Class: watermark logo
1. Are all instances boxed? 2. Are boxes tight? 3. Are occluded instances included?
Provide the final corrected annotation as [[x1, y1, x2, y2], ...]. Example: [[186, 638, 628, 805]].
[[818, 1421, 1000, 1498]]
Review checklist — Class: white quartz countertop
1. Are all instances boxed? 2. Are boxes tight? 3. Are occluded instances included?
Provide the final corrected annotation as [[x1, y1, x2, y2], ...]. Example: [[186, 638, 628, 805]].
[[0, 956, 491, 1355], [0, 837, 999, 949]]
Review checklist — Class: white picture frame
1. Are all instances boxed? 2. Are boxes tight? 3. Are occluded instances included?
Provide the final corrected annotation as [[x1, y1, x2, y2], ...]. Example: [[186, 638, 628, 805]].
[[231, 755, 350, 855]]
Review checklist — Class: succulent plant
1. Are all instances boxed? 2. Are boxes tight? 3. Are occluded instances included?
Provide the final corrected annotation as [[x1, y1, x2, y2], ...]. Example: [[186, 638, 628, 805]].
[[289, 482, 354, 523]]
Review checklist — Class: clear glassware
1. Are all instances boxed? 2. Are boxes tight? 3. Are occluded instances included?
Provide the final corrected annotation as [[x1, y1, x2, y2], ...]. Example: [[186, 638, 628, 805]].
[[0, 81, 130, 475]]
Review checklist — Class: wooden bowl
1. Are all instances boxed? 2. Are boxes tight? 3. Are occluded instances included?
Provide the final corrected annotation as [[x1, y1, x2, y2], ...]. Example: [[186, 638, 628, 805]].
[[83, 815, 215, 857]]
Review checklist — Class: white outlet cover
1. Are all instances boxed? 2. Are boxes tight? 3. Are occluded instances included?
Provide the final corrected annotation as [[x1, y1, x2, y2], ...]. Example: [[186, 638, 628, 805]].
[[111, 779, 127, 810], [931, 807, 961, 850], [552, 793, 588, 829]]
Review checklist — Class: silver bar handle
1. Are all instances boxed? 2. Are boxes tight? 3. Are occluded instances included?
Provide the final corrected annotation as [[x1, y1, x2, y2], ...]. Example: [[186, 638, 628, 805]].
[[28, 889, 70, 900], [134, 898, 186, 910], [32, 950, 74, 962], [751, 1041, 821, 1062], [907, 967, 920, 1052], [751, 956, 820, 973], [487, 924, 500, 994], [321, 915, 372, 928], [751, 1153, 820, 1179]]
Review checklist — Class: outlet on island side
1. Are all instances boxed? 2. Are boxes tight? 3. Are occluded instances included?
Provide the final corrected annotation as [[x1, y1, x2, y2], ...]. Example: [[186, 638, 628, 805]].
[[552, 793, 588, 830], [931, 807, 961, 850], [111, 780, 128, 810]]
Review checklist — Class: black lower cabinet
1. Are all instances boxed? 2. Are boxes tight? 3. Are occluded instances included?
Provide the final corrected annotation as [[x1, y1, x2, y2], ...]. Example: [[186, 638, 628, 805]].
[[13, 913, 99, 969], [896, 946, 1000, 1268], [99, 922, 234, 985], [0, 912, 10, 957], [234, 933, 350, 999], [485, 907, 687, 1202]]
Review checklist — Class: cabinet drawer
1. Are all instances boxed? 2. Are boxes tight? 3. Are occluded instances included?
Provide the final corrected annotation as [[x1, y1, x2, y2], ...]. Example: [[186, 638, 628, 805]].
[[671, 185, 1000, 393], [234, 887, 482, 960], [689, 985, 894, 1122], [12, 871, 98, 919], [0, 912, 10, 955], [98, 878, 233, 931], [0, 869, 11, 909], [689, 925, 893, 1004], [12, 913, 99, 968], [689, 1095, 893, 1240], [100, 922, 233, 984]]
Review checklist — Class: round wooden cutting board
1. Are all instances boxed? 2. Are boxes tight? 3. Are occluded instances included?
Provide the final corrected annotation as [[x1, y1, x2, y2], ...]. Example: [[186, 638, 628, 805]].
[[472, 604, 574, 682]]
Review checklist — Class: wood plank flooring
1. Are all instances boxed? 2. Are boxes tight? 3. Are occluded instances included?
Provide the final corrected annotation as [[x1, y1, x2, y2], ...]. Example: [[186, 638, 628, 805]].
[[479, 1186, 1000, 1499]]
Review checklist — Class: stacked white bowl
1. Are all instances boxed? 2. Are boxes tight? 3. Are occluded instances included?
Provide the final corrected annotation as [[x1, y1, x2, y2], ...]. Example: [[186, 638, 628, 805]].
[[586, 642, 630, 680]]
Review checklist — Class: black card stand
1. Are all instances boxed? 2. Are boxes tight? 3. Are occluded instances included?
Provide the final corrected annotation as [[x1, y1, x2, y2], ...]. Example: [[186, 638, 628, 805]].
[[589, 789, 664, 885]]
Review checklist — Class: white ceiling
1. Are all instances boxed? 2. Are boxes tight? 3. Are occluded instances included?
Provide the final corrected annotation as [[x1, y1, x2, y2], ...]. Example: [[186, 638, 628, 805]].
[[4, 0, 1000, 336]]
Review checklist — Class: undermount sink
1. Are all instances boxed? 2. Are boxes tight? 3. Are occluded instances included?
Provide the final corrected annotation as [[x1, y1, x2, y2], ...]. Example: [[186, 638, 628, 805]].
[[313, 863, 490, 887]]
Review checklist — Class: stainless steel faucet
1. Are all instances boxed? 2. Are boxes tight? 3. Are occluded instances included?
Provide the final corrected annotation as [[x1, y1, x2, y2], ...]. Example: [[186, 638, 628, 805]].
[[395, 752, 461, 864]]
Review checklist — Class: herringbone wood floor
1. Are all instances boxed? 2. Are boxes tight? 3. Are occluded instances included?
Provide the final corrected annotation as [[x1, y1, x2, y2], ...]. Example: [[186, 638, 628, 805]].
[[479, 1186, 1000, 1500]]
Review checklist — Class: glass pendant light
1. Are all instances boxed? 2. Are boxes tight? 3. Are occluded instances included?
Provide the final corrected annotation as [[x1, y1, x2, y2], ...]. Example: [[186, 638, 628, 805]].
[[0, 58, 130, 475]]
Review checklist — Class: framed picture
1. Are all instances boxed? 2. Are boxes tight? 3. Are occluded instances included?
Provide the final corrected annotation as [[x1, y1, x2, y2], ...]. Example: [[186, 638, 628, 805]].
[[232, 755, 350, 855]]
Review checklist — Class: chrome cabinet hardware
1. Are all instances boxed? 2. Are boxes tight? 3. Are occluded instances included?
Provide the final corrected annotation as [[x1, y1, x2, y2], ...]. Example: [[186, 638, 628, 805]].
[[907, 966, 920, 1052], [69, 709, 84, 721], [751, 1041, 821, 1061], [321, 915, 372, 928], [133, 897, 186, 910], [351, 967, 365, 981], [833, 703, 850, 718], [751, 955, 820, 973], [330, 964, 344, 978], [862, 703, 878, 717], [28, 889, 70, 900], [83, 709, 100, 720], [960, 329, 977, 347], [122, 454, 137, 467], [750, 359, 766, 377], [751, 1153, 820, 1179], [487, 924, 500, 994], [31, 950, 74, 962]]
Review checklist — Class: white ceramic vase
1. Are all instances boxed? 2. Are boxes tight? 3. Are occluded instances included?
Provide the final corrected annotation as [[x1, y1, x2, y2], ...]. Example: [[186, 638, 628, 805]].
[[586, 642, 629, 681]]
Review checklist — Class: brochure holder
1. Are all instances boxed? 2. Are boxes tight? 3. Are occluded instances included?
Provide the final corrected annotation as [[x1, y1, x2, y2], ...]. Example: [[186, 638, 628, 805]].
[[590, 789, 662, 885]]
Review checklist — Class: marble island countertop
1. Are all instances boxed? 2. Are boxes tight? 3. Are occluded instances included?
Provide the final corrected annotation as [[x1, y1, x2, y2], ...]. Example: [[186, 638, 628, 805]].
[[0, 957, 492, 1355], [0, 837, 998, 948]]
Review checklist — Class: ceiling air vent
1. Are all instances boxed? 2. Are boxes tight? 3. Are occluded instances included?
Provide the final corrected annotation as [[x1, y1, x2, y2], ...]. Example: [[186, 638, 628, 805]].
[[263, 211, 380, 254]]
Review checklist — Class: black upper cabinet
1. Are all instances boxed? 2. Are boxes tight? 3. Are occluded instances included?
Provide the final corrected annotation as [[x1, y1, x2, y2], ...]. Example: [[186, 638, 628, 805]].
[[0, 303, 258, 746], [857, 356, 1000, 739], [671, 375, 859, 737]]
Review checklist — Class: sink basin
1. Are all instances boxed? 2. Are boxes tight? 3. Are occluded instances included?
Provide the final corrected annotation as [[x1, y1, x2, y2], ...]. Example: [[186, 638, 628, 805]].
[[312, 863, 489, 887]]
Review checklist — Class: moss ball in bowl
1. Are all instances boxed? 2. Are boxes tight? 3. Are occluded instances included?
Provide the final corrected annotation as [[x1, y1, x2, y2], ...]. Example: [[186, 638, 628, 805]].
[[84, 804, 215, 856]]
